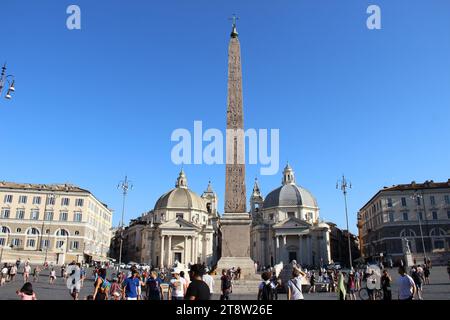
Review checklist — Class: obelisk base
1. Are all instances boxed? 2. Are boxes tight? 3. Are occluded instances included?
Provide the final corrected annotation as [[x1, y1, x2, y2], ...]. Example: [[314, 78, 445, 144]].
[[217, 213, 258, 279]]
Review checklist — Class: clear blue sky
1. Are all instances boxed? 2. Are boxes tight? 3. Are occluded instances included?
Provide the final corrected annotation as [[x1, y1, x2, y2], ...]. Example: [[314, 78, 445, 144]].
[[1, 0, 450, 234]]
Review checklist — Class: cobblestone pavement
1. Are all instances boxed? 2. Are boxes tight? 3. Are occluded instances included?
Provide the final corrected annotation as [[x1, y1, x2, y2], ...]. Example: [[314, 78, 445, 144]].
[[0, 266, 448, 300]]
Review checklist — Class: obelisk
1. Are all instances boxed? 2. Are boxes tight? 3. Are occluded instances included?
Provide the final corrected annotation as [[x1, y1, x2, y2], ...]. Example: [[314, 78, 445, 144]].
[[217, 18, 255, 278]]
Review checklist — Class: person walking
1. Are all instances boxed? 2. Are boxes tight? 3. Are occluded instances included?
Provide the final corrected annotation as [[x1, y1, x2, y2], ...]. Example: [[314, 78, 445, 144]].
[[93, 268, 110, 300], [23, 263, 31, 283], [220, 269, 232, 300], [169, 269, 186, 300], [202, 269, 215, 299], [423, 265, 430, 285], [258, 271, 275, 301], [110, 277, 122, 300], [1, 264, 8, 286], [397, 266, 416, 300], [146, 271, 163, 300], [10, 264, 17, 282], [347, 271, 356, 300], [49, 268, 56, 284], [185, 264, 210, 300], [410, 267, 423, 300], [32, 266, 40, 282], [336, 272, 347, 300], [381, 270, 392, 301], [122, 270, 140, 300], [16, 282, 37, 300], [308, 272, 316, 294], [287, 268, 305, 300]]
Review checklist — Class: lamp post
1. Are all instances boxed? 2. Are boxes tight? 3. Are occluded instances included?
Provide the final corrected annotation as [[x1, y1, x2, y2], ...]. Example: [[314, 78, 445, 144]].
[[0, 63, 16, 100], [411, 192, 427, 263], [42, 193, 57, 263], [117, 176, 133, 273], [337, 175, 353, 270]]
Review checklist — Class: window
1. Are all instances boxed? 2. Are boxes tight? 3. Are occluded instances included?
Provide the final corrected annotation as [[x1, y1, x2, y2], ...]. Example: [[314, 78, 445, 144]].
[[75, 231, 79, 235], [401, 197, 407, 207], [288, 212, 295, 218], [1, 226, 10, 234], [27, 228, 39, 235], [3, 195, 13, 203], [445, 195, 450, 205], [56, 229, 69, 236], [432, 211, 438, 220], [448, 211, 450, 219], [44, 211, 53, 221], [269, 214, 274, 221], [71, 241, 79, 250], [41, 239, 49, 249], [389, 212, 394, 222], [418, 212, 423, 221], [387, 198, 393, 207], [0, 238, 5, 246], [1, 209, 10, 219], [16, 228, 21, 233], [45, 229, 50, 234], [46, 196, 56, 205], [12, 239, 20, 247], [75, 198, 84, 207], [430, 196, 435, 206], [403, 212, 408, 221], [26, 239, 36, 248], [73, 212, 82, 222], [32, 196, 41, 205], [16, 209, 25, 219], [59, 211, 68, 221], [18, 195, 27, 204], [56, 241, 64, 249], [417, 197, 421, 206], [30, 210, 39, 220], [176, 213, 184, 219], [61, 198, 70, 206]]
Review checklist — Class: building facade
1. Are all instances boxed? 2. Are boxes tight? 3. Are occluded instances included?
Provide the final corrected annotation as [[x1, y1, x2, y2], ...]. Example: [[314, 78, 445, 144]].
[[0, 181, 113, 264], [250, 164, 331, 268], [327, 222, 360, 267], [357, 180, 450, 265], [112, 170, 221, 268]]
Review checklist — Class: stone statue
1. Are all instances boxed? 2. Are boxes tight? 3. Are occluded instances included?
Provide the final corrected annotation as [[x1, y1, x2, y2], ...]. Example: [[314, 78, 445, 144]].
[[404, 238, 411, 254]]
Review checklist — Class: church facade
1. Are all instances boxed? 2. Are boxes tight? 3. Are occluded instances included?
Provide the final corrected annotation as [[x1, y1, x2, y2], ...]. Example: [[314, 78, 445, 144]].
[[250, 164, 332, 268]]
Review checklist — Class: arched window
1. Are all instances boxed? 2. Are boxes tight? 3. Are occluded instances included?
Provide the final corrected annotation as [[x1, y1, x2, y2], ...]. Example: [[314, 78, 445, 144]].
[[400, 229, 416, 237], [0, 226, 11, 234], [26, 227, 40, 235], [430, 228, 446, 237], [56, 229, 69, 236]]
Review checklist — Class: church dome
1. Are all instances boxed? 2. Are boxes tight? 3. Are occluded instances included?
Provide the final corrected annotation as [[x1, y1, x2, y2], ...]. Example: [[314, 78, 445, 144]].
[[154, 170, 207, 212], [262, 164, 318, 209]]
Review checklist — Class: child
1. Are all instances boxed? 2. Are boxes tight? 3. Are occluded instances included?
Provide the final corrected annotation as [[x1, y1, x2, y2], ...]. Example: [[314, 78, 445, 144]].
[[17, 282, 37, 300]]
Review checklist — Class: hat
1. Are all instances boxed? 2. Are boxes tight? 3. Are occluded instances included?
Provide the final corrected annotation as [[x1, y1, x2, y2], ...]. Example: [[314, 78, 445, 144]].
[[171, 268, 181, 274]]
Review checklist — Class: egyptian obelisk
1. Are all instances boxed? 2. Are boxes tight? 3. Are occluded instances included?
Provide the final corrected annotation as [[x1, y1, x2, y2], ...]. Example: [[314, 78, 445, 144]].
[[217, 18, 255, 278]]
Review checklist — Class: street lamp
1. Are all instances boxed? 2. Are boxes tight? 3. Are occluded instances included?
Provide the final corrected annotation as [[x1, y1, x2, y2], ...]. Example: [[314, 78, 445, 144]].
[[337, 174, 353, 270], [0, 63, 16, 100], [117, 176, 133, 273], [411, 192, 427, 263]]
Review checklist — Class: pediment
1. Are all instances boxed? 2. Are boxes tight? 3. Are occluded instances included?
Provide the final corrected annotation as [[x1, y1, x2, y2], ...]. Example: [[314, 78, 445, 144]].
[[273, 217, 311, 229], [159, 217, 199, 230]]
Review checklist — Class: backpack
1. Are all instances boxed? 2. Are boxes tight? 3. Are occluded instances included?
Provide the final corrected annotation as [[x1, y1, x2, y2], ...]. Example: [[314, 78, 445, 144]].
[[261, 282, 274, 301]]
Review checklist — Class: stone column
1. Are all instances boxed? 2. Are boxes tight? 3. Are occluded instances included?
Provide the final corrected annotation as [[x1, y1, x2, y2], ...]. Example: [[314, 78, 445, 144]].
[[298, 235, 302, 264], [307, 235, 312, 266], [275, 236, 280, 263], [160, 235, 165, 268], [167, 235, 172, 266], [282, 235, 287, 263], [191, 236, 195, 264], [184, 236, 188, 264]]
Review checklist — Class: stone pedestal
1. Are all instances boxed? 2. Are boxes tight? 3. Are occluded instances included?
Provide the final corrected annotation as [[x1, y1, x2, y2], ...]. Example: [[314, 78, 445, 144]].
[[217, 213, 258, 279], [404, 252, 414, 267]]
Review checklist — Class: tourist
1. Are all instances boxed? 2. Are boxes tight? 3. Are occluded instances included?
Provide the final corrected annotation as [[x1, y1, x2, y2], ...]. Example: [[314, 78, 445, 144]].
[[397, 266, 416, 300], [347, 271, 356, 300], [61, 264, 66, 278], [308, 272, 316, 294], [110, 277, 122, 300], [122, 270, 140, 300], [180, 270, 190, 291], [146, 271, 163, 300], [410, 266, 423, 300], [287, 268, 305, 300], [258, 271, 274, 301], [236, 267, 241, 280], [80, 265, 86, 288], [16, 282, 37, 300], [423, 265, 430, 285], [169, 269, 186, 300], [16, 259, 21, 270], [93, 268, 110, 300], [381, 269, 392, 301], [354, 270, 361, 290], [202, 269, 215, 299], [32, 265, 40, 282], [270, 272, 280, 300], [220, 269, 232, 300], [1, 264, 8, 286], [336, 271, 347, 300], [49, 268, 56, 284], [185, 264, 210, 300], [23, 263, 31, 283]]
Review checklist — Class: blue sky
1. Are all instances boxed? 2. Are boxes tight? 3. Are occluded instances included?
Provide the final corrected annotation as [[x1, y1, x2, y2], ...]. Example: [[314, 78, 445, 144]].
[[1, 0, 449, 234]]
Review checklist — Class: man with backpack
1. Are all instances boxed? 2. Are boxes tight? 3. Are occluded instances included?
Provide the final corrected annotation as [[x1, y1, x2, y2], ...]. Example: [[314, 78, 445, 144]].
[[220, 269, 232, 300], [258, 271, 275, 301]]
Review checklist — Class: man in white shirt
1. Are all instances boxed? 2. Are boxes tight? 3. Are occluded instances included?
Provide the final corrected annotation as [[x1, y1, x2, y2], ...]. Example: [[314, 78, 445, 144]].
[[169, 269, 186, 300], [202, 270, 215, 299], [397, 266, 416, 300]]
